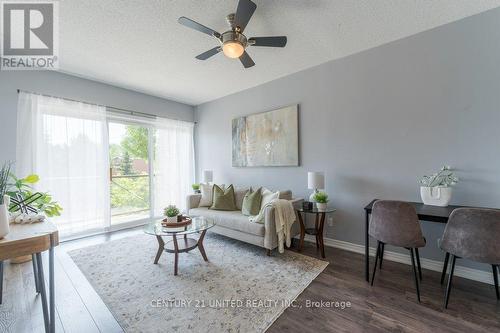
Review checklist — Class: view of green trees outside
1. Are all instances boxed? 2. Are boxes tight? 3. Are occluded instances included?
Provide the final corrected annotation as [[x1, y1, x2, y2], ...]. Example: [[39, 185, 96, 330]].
[[109, 123, 151, 223]]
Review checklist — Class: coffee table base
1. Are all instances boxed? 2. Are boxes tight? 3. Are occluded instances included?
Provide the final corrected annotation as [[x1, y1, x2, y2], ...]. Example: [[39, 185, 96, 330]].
[[153, 230, 208, 275], [164, 238, 198, 253]]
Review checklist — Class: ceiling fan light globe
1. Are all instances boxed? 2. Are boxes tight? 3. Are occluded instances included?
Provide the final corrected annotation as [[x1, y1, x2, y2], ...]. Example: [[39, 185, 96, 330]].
[[222, 41, 244, 58]]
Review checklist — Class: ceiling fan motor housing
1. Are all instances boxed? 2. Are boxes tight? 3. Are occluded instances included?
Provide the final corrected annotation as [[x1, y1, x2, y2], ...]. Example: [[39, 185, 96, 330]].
[[222, 30, 247, 48]]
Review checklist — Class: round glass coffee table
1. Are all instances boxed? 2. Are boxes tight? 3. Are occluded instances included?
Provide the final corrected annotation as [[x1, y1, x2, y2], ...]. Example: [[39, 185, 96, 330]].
[[143, 216, 215, 275]]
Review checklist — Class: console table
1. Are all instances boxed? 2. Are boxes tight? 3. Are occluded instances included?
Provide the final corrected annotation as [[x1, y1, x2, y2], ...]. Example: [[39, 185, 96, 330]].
[[364, 199, 466, 282], [0, 221, 59, 333]]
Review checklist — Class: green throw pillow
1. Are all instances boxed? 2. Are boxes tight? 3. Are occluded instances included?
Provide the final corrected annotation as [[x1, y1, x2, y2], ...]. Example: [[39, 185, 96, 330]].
[[242, 187, 262, 216], [210, 184, 237, 211]]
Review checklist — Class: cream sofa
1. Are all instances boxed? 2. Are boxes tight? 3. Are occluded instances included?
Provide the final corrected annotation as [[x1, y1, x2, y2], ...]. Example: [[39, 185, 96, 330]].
[[186, 189, 303, 255]]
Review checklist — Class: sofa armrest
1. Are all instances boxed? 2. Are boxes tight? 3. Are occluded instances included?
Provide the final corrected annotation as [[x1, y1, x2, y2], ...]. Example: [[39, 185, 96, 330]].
[[289, 198, 304, 210], [186, 194, 202, 211], [263, 198, 304, 250], [264, 206, 278, 250]]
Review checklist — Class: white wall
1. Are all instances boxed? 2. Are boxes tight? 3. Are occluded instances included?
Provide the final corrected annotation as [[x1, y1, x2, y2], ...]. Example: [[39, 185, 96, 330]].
[[195, 8, 500, 272]]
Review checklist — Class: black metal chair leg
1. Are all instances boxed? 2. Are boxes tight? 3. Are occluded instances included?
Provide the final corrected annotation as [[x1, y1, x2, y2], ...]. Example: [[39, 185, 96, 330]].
[[410, 248, 421, 302], [36, 253, 50, 333], [371, 241, 381, 286], [0, 261, 3, 304], [444, 255, 457, 309], [379, 243, 385, 269], [415, 248, 422, 280], [32, 254, 40, 294], [492, 265, 499, 300], [440, 252, 450, 285]]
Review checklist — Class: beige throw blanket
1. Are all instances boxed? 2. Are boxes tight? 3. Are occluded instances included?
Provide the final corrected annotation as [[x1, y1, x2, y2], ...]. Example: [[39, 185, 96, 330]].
[[249, 199, 296, 253]]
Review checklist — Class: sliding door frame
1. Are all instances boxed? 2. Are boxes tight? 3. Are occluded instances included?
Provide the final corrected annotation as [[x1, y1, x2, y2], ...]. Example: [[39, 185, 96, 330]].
[[106, 116, 156, 233]]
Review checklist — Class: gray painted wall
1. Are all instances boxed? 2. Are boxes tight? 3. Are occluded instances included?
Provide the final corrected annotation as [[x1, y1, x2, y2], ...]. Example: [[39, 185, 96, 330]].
[[0, 71, 194, 162], [195, 8, 500, 272]]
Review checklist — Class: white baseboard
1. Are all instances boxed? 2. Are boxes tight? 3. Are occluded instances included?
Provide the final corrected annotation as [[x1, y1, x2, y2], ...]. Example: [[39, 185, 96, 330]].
[[300, 235, 494, 286]]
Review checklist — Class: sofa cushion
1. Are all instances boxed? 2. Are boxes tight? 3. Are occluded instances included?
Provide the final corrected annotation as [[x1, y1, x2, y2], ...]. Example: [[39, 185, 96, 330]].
[[260, 188, 280, 209], [199, 183, 214, 207], [279, 190, 293, 200], [199, 183, 226, 207], [242, 187, 262, 216], [210, 184, 237, 211], [234, 188, 249, 210], [189, 207, 265, 236]]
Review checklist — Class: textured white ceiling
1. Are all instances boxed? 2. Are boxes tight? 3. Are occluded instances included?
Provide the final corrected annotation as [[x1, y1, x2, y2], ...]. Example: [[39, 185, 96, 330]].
[[59, 0, 500, 105]]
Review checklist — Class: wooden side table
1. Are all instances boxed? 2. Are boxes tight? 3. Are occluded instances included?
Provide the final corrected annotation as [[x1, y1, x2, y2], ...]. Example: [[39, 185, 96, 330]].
[[0, 221, 59, 333], [297, 207, 336, 258]]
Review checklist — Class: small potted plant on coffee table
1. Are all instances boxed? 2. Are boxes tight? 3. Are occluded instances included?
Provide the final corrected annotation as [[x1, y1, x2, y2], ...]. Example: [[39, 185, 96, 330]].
[[164, 205, 180, 223], [313, 192, 329, 211]]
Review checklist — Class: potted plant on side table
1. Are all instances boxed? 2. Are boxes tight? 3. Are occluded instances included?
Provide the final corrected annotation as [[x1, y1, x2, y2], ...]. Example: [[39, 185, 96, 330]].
[[192, 183, 201, 194], [313, 191, 329, 211], [164, 205, 180, 223], [420, 166, 459, 207]]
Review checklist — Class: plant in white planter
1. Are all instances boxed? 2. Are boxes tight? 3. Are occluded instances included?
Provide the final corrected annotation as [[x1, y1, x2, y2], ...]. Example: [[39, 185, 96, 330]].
[[419, 166, 459, 207], [164, 205, 180, 223], [192, 183, 201, 194], [313, 191, 329, 211]]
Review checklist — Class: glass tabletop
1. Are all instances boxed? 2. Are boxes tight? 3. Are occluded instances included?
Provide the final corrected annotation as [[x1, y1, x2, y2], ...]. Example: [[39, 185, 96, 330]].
[[297, 207, 336, 213], [143, 216, 215, 236]]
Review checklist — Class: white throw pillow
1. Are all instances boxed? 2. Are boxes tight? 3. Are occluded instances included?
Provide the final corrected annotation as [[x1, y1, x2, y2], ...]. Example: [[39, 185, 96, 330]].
[[199, 183, 225, 207], [199, 183, 213, 207], [260, 188, 280, 209]]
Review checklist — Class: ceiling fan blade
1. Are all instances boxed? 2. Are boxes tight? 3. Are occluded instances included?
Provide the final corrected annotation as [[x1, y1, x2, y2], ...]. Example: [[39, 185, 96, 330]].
[[249, 36, 287, 47], [239, 51, 255, 68], [195, 47, 221, 60], [234, 0, 257, 32], [178, 16, 221, 38]]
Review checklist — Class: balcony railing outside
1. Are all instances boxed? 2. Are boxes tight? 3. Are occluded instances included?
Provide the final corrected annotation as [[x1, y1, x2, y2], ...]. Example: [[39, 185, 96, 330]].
[[110, 170, 150, 222]]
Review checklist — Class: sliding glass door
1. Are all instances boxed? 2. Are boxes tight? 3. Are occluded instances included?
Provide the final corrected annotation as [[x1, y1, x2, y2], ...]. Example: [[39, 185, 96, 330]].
[[108, 121, 153, 226], [16, 91, 194, 239]]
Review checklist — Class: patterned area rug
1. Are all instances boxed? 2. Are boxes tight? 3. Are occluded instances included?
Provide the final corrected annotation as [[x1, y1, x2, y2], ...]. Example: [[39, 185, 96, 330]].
[[68, 233, 328, 333]]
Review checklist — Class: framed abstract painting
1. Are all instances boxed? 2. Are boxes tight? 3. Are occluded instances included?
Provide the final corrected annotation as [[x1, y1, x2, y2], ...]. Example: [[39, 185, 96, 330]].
[[232, 104, 299, 167]]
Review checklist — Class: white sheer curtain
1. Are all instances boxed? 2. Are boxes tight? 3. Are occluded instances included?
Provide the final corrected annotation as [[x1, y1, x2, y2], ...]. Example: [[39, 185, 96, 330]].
[[153, 117, 194, 215], [17, 92, 110, 237]]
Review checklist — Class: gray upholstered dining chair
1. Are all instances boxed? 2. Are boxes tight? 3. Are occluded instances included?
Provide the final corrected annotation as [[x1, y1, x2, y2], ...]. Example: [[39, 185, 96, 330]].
[[369, 200, 426, 302], [439, 208, 500, 308]]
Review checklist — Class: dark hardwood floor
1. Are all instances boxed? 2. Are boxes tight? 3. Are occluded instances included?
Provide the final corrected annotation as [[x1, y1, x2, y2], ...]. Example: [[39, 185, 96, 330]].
[[271, 243, 500, 333], [1, 227, 499, 333]]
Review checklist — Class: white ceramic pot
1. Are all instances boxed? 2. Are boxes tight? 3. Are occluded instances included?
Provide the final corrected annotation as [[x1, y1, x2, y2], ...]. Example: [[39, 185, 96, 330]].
[[166, 215, 178, 223], [0, 203, 10, 239], [420, 186, 452, 207], [316, 202, 327, 211]]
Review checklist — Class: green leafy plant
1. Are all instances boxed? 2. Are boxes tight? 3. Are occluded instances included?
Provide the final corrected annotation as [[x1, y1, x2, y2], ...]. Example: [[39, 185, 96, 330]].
[[120, 151, 133, 175], [192, 183, 200, 191], [7, 173, 63, 217], [420, 166, 459, 188], [164, 205, 180, 217], [313, 191, 329, 203], [0, 161, 12, 205]]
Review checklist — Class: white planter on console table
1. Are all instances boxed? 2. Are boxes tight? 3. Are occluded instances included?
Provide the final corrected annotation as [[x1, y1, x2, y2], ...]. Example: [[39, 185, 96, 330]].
[[420, 186, 452, 207]]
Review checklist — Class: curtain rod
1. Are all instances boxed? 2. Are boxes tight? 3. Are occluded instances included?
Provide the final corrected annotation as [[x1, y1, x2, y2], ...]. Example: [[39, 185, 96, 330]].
[[17, 89, 196, 124]]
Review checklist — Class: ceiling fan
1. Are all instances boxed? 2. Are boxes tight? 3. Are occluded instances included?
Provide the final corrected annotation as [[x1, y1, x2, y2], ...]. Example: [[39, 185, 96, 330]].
[[178, 0, 287, 68]]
